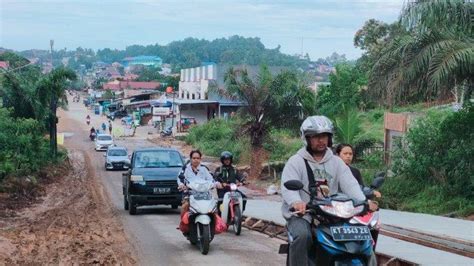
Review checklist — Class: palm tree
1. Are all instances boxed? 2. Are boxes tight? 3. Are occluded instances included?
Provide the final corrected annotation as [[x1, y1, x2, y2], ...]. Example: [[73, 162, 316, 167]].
[[369, 0, 473, 106], [212, 65, 305, 178]]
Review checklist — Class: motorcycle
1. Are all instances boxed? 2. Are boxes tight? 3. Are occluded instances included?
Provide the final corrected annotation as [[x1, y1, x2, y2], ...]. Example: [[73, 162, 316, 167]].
[[280, 180, 377, 266], [160, 126, 172, 137], [89, 131, 96, 141], [182, 179, 218, 255], [219, 182, 245, 235], [350, 173, 385, 251]]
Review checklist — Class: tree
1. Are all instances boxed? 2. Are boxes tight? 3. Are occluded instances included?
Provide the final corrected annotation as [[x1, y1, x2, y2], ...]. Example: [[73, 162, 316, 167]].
[[368, 0, 473, 106], [212, 65, 307, 178], [315, 63, 366, 117], [36, 67, 76, 157]]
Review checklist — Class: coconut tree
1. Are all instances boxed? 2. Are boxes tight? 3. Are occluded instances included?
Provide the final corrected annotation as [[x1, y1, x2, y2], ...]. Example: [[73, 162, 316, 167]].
[[369, 0, 473, 106]]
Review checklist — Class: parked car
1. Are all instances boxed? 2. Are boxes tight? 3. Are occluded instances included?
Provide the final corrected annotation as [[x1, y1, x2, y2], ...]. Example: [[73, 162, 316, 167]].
[[122, 147, 184, 215], [107, 110, 127, 121], [104, 146, 130, 170], [94, 134, 114, 151], [121, 116, 133, 125]]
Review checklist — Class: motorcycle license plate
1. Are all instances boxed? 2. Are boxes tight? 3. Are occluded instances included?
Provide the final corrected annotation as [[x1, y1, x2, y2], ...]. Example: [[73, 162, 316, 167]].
[[330, 226, 372, 241], [154, 187, 170, 194]]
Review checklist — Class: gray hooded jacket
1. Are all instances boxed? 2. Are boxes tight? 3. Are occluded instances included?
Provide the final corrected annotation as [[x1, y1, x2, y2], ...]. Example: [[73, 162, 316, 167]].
[[281, 147, 365, 223]]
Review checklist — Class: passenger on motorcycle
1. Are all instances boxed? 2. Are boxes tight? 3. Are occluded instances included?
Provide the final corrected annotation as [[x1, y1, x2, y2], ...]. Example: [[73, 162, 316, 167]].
[[177, 150, 215, 216], [214, 151, 248, 213], [281, 116, 369, 266], [335, 143, 382, 198]]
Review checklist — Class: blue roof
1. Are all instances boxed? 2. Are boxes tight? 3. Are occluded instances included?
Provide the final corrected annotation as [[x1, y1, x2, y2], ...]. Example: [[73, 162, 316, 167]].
[[201, 61, 216, 66], [124, 56, 162, 61]]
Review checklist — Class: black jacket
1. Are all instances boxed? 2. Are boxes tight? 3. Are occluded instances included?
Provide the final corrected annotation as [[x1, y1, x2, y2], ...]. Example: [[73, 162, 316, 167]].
[[214, 165, 243, 184]]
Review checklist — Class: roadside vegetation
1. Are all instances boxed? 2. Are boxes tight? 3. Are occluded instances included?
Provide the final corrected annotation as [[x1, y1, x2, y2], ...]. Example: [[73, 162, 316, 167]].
[[0, 52, 75, 192], [188, 0, 473, 217]]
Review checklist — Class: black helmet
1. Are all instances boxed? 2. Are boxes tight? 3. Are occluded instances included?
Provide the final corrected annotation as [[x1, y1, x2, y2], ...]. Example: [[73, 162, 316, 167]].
[[220, 151, 233, 164]]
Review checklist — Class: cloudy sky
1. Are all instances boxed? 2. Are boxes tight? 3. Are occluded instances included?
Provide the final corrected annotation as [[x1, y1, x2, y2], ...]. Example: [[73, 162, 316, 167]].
[[1, 0, 404, 60]]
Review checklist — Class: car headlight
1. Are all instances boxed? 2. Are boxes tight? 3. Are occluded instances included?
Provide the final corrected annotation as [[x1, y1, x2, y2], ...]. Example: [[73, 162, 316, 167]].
[[130, 175, 144, 182]]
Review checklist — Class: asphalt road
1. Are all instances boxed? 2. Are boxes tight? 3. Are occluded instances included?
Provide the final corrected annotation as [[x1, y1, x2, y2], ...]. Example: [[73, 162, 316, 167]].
[[60, 97, 286, 265]]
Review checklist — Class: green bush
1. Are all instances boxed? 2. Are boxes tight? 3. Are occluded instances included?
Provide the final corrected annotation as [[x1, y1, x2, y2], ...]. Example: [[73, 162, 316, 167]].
[[388, 105, 474, 216], [185, 119, 249, 162], [263, 128, 302, 162], [0, 108, 51, 183]]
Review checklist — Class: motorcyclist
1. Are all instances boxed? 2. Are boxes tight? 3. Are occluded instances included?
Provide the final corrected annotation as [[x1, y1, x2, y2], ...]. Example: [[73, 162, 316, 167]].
[[214, 151, 247, 213], [177, 150, 215, 216], [86, 115, 90, 125], [281, 115, 374, 266], [89, 127, 96, 140]]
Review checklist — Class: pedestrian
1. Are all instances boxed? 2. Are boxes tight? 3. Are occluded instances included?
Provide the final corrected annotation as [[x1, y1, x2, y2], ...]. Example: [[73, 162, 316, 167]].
[[108, 120, 113, 135], [101, 122, 107, 132]]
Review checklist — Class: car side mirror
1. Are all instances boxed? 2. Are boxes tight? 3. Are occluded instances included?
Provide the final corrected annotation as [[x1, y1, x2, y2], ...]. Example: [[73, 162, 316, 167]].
[[284, 180, 304, 191]]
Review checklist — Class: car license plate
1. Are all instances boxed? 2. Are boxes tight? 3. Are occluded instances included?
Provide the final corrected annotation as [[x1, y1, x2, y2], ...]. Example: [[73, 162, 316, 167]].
[[330, 226, 372, 241], [153, 187, 170, 194]]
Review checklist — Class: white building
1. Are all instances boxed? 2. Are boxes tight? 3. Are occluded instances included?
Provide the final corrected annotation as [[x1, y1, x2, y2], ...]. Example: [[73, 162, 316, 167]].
[[178, 63, 217, 100]]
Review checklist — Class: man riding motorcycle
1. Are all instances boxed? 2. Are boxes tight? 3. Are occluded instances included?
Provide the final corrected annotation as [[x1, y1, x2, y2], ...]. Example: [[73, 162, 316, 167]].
[[281, 115, 377, 266], [214, 151, 248, 214]]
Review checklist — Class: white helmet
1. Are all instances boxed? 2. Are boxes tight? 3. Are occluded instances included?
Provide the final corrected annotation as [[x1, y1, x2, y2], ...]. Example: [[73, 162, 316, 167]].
[[300, 115, 334, 140]]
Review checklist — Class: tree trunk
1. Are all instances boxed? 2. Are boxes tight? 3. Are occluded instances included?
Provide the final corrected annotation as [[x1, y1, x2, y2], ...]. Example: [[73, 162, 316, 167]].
[[249, 145, 268, 180], [49, 95, 57, 158]]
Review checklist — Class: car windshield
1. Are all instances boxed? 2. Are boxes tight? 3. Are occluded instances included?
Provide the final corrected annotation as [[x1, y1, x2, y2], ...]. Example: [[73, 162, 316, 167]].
[[98, 135, 112, 141], [134, 150, 183, 168], [108, 149, 127, 156]]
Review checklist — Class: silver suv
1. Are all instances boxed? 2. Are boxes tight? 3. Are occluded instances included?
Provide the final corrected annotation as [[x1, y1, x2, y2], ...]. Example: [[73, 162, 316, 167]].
[[104, 146, 130, 170]]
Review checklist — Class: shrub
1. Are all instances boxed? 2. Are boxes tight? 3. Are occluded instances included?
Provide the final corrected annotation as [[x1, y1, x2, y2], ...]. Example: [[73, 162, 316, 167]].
[[185, 119, 249, 162], [388, 105, 474, 215], [263, 128, 302, 162], [0, 108, 51, 183]]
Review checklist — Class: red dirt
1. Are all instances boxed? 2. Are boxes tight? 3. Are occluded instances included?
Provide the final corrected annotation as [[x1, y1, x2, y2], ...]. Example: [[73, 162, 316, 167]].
[[0, 150, 136, 265]]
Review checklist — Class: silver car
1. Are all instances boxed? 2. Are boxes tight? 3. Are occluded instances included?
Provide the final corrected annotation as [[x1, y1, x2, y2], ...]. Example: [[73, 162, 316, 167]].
[[95, 134, 114, 151], [104, 146, 130, 170]]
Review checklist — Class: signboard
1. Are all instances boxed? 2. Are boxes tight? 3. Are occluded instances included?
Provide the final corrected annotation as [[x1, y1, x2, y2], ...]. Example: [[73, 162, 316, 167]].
[[153, 107, 170, 116]]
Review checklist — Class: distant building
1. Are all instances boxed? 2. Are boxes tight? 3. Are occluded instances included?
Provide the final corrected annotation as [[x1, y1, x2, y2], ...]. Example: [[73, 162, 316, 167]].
[[0, 61, 9, 70], [103, 80, 161, 91], [122, 56, 163, 68]]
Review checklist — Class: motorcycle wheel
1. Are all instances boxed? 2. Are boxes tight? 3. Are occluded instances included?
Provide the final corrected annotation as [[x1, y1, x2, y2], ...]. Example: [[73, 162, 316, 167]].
[[198, 223, 210, 255], [233, 205, 242, 235]]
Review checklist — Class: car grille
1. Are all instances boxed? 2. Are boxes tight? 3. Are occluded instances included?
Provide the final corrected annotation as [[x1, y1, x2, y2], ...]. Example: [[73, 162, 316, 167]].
[[146, 180, 177, 187]]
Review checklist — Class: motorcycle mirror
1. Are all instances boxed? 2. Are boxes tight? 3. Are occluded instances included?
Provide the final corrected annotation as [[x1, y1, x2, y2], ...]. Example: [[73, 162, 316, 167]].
[[284, 180, 304, 191], [371, 176, 385, 189]]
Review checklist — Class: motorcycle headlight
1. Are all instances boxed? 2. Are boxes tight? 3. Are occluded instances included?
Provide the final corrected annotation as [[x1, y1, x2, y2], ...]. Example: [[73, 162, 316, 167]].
[[130, 175, 144, 182], [320, 201, 365, 219], [230, 183, 238, 191]]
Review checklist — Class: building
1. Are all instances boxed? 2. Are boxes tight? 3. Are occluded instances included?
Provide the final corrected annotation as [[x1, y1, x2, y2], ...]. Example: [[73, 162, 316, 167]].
[[122, 56, 163, 68], [0, 61, 9, 70]]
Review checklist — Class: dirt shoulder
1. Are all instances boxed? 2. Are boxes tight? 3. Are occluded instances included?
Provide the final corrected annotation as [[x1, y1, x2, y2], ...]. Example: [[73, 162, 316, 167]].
[[0, 149, 136, 265]]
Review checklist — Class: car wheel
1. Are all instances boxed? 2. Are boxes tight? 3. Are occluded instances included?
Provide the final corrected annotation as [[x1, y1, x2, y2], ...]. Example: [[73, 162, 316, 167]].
[[128, 197, 137, 215], [124, 195, 129, 210]]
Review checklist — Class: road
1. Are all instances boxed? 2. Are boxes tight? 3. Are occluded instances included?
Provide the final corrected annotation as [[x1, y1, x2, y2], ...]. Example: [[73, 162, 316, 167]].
[[59, 97, 286, 265]]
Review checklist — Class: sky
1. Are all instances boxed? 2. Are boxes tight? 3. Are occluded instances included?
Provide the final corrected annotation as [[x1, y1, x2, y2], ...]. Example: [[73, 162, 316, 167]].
[[0, 0, 404, 60]]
